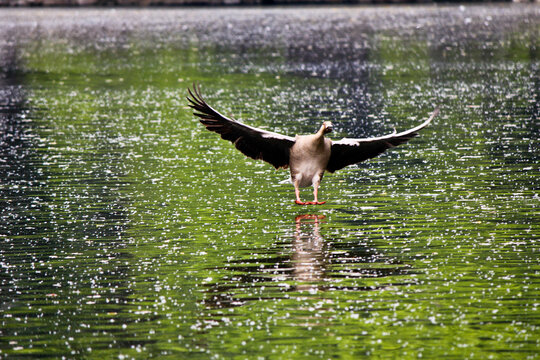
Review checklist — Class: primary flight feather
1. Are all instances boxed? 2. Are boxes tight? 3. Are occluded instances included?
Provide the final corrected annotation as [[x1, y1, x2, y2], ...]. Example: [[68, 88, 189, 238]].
[[187, 85, 439, 205]]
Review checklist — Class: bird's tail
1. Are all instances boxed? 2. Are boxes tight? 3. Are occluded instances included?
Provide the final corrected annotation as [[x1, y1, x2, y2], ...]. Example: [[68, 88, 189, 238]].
[[279, 177, 292, 185]]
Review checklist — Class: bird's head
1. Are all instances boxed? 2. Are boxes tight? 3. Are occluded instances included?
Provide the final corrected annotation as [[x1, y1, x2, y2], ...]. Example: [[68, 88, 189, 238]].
[[322, 121, 333, 134]]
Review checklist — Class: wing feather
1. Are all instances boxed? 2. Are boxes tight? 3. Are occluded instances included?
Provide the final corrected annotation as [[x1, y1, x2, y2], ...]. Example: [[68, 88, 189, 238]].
[[187, 85, 295, 169], [326, 108, 439, 173]]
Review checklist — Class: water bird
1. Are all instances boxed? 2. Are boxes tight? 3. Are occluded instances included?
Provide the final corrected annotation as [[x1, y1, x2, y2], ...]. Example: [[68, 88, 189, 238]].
[[187, 85, 439, 205]]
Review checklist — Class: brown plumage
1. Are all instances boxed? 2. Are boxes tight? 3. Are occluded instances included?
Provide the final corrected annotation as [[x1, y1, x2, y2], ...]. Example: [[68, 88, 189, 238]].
[[187, 85, 439, 205]]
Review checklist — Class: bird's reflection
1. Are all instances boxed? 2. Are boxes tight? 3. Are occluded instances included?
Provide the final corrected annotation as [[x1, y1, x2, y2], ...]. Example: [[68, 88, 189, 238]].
[[202, 214, 413, 310], [292, 214, 327, 291]]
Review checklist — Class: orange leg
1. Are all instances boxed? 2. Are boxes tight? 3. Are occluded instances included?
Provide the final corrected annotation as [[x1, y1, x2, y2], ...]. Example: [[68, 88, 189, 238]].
[[294, 180, 306, 205], [311, 181, 326, 205], [294, 178, 325, 205]]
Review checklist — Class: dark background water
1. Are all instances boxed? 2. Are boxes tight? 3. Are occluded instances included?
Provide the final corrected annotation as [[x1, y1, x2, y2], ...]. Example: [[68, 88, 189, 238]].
[[1, 0, 524, 8], [0, 5, 539, 359]]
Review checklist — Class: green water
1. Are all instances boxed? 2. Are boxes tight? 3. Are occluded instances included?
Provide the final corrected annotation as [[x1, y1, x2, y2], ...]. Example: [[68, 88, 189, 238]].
[[1, 6, 538, 359]]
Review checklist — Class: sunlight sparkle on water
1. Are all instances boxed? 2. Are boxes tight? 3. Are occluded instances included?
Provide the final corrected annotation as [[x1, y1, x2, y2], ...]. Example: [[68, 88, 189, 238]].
[[0, 5, 539, 359]]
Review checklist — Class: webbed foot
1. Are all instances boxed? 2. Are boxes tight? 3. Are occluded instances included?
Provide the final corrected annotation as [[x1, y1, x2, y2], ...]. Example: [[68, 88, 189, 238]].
[[297, 200, 326, 205]]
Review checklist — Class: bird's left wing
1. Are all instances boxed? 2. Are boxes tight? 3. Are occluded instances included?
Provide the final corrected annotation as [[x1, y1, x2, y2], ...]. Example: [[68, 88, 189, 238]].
[[187, 85, 296, 169], [326, 107, 439, 173]]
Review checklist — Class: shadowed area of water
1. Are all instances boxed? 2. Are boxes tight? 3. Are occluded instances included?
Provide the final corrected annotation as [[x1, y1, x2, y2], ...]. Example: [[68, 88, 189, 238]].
[[0, 5, 538, 359]]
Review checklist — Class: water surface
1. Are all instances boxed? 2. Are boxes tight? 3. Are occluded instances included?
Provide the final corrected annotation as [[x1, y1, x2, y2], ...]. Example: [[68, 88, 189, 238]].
[[0, 5, 539, 359]]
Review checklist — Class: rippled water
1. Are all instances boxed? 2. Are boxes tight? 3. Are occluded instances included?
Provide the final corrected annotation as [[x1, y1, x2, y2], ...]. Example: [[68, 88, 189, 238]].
[[1, 5, 539, 359]]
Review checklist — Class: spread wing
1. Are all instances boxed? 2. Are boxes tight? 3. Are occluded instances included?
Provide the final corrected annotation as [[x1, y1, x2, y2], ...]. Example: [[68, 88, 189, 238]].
[[187, 85, 296, 169], [326, 108, 439, 173]]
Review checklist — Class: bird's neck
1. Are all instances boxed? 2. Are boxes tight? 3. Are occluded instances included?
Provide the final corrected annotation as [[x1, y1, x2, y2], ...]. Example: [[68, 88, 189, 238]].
[[315, 126, 326, 139], [311, 128, 327, 147]]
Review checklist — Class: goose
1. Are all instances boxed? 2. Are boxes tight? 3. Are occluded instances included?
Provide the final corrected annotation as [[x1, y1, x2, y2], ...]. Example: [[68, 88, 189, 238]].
[[187, 85, 439, 205]]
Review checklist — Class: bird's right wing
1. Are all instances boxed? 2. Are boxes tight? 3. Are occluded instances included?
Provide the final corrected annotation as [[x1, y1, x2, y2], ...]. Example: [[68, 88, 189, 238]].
[[187, 85, 296, 169], [326, 108, 439, 173]]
